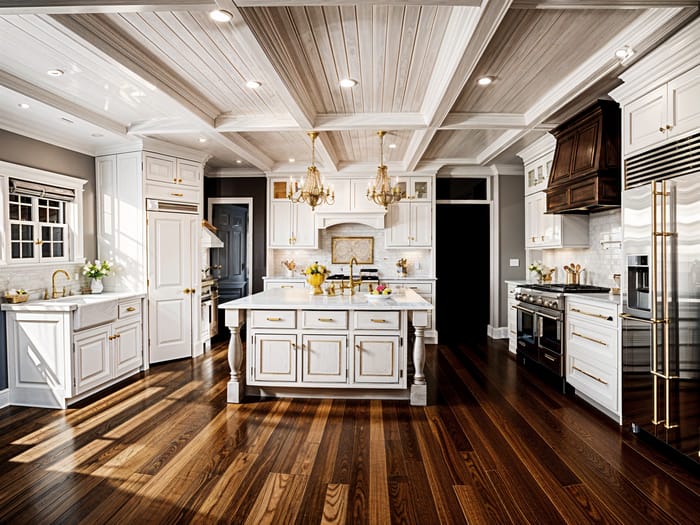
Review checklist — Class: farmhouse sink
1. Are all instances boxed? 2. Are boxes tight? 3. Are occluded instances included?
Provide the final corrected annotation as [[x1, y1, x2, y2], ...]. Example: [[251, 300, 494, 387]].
[[50, 294, 119, 330]]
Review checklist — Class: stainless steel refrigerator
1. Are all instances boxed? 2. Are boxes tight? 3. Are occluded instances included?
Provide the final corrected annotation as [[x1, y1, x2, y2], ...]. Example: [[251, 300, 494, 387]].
[[622, 164, 700, 466]]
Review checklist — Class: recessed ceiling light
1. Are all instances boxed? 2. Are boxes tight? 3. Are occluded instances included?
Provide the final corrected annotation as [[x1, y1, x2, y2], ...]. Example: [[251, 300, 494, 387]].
[[289, 158, 295, 163], [339, 78, 358, 88], [388, 143, 397, 149], [246, 80, 262, 89], [18, 103, 30, 109], [236, 159, 242, 164], [47, 69, 64, 77], [477, 76, 493, 86], [615, 46, 634, 61], [61, 117, 74, 124], [91, 133, 104, 138], [199, 137, 207, 143], [209, 9, 232, 23]]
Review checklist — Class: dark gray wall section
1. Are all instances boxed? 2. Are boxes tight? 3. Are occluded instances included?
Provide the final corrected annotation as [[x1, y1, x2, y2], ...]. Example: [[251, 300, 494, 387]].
[[204, 176, 267, 294], [499, 175, 526, 326], [0, 130, 97, 261]]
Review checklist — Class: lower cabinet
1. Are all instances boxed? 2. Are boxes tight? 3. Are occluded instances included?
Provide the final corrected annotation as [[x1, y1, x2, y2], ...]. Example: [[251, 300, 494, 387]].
[[248, 308, 406, 390], [506, 282, 518, 354], [565, 296, 620, 422]]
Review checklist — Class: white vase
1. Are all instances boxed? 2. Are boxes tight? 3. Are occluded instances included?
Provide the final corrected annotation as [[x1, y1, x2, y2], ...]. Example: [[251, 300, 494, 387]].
[[90, 278, 104, 294]]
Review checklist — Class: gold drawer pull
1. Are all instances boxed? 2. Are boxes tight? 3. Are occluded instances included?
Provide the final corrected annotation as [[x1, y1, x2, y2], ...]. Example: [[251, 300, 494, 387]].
[[371, 319, 387, 323], [543, 353, 556, 362], [171, 192, 184, 197], [318, 318, 334, 322], [573, 365, 608, 385], [126, 306, 136, 312], [570, 307, 613, 321], [266, 317, 282, 321], [572, 331, 607, 347], [280, 285, 293, 288]]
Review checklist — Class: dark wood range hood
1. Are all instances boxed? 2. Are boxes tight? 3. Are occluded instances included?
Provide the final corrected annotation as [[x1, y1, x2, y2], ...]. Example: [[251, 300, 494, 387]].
[[545, 99, 621, 213]]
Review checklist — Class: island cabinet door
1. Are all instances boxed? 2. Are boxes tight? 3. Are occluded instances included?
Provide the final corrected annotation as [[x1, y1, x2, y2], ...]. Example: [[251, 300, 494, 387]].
[[301, 335, 347, 383], [353, 335, 400, 384], [252, 333, 297, 382]]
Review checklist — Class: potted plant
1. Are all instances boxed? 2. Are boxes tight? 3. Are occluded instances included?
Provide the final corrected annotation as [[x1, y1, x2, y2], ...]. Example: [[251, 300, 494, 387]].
[[303, 261, 330, 295], [83, 260, 113, 294]]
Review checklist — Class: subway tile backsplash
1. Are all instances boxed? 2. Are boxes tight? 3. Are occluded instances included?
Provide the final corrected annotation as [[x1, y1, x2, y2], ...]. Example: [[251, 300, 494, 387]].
[[1, 263, 90, 301], [542, 209, 622, 288]]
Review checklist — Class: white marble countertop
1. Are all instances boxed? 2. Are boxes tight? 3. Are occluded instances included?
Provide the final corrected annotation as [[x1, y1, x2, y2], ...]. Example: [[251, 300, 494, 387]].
[[263, 275, 436, 282], [219, 287, 432, 311], [564, 292, 621, 305], [1, 292, 145, 312]]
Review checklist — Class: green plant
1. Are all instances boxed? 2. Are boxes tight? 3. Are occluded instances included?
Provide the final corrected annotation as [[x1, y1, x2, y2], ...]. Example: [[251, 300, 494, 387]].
[[83, 260, 113, 279]]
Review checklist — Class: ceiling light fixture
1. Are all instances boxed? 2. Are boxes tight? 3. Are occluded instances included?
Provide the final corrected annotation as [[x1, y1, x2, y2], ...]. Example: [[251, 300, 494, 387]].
[[91, 133, 104, 138], [288, 131, 335, 211], [47, 69, 64, 77], [246, 80, 262, 89], [199, 137, 207, 143], [236, 159, 242, 164], [477, 76, 493, 86], [615, 46, 634, 62], [289, 157, 295, 163], [61, 117, 74, 124], [18, 103, 30, 109], [388, 143, 397, 149], [367, 130, 401, 210], [339, 78, 358, 88], [209, 9, 232, 23]]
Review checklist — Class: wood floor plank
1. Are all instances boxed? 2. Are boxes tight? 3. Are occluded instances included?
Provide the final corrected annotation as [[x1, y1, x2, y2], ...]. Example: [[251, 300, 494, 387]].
[[321, 483, 349, 525], [369, 401, 391, 525], [245, 472, 307, 525]]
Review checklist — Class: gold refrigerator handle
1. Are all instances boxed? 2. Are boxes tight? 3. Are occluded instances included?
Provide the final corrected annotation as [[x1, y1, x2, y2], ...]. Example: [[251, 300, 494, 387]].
[[651, 182, 661, 426], [661, 181, 678, 430]]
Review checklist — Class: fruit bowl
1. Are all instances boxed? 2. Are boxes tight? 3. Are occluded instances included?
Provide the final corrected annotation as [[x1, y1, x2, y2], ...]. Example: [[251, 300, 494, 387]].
[[366, 292, 392, 302]]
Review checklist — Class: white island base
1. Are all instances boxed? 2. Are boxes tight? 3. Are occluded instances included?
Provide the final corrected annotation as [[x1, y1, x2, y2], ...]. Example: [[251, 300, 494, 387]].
[[220, 288, 433, 406]]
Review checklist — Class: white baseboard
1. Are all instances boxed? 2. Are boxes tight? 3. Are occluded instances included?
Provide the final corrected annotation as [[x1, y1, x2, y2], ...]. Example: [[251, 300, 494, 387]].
[[488, 325, 509, 339], [0, 388, 9, 409]]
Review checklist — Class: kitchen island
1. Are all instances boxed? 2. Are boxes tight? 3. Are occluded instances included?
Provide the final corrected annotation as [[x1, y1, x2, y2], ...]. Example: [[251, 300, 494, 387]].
[[219, 287, 433, 405]]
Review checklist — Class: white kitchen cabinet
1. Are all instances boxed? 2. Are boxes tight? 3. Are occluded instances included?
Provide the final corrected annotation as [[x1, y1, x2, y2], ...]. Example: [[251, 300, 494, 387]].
[[73, 324, 113, 395], [353, 335, 400, 384], [565, 296, 620, 422], [113, 317, 142, 376], [252, 333, 298, 382], [396, 176, 432, 201], [263, 278, 306, 290], [506, 282, 519, 354], [302, 334, 347, 383], [144, 153, 202, 189], [383, 279, 436, 343], [386, 201, 432, 247], [518, 133, 557, 196], [524, 191, 588, 249], [623, 64, 700, 155], [268, 178, 317, 248]]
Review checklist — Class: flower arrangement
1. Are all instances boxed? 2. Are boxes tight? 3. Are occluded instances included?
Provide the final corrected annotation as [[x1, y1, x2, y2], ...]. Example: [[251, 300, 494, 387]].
[[281, 259, 297, 272], [303, 261, 330, 276], [528, 261, 554, 282], [371, 283, 392, 296], [83, 259, 113, 280]]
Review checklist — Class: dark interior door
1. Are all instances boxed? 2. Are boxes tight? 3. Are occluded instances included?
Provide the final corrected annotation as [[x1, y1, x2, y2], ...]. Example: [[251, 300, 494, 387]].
[[436, 204, 490, 344], [212, 204, 249, 303]]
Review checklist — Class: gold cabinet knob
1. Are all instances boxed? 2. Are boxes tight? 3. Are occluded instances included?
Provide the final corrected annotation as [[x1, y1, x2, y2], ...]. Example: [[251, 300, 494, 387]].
[[666, 124, 673, 130], [659, 127, 665, 133], [184, 288, 191, 294]]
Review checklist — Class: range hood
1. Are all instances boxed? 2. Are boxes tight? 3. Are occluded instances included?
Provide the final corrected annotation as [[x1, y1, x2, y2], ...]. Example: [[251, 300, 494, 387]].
[[545, 99, 621, 213], [201, 220, 224, 248], [314, 211, 386, 230]]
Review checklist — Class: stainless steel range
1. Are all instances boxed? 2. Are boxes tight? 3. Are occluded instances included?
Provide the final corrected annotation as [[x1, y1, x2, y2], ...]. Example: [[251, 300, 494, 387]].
[[514, 283, 609, 390]]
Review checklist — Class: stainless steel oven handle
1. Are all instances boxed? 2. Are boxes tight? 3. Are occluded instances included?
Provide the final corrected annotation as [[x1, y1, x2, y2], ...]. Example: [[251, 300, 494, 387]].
[[511, 305, 535, 313], [537, 311, 561, 321]]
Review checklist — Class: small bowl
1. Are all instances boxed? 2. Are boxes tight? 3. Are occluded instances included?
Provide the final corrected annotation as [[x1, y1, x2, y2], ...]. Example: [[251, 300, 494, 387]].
[[366, 293, 391, 302]]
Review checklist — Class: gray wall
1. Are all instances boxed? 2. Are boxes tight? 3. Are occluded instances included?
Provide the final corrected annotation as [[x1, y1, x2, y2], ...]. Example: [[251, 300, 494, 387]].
[[0, 130, 97, 261], [498, 174, 526, 326]]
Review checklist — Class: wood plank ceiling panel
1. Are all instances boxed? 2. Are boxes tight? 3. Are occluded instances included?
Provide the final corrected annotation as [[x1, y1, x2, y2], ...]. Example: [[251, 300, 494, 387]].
[[423, 129, 506, 159], [107, 11, 287, 116], [454, 9, 644, 113], [324, 129, 411, 163], [239, 130, 313, 166], [0, 14, 178, 124]]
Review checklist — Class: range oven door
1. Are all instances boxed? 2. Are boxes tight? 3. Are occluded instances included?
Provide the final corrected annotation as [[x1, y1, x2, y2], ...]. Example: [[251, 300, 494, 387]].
[[537, 310, 564, 375], [514, 304, 538, 360]]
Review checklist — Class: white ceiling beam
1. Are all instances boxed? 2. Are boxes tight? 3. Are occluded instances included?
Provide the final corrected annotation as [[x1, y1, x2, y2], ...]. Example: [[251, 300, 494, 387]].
[[0, 69, 127, 136], [442, 112, 556, 130], [209, 132, 275, 171], [511, 0, 696, 8], [404, 0, 513, 171], [233, 1, 482, 6], [313, 113, 427, 131], [0, 1, 213, 15], [127, 118, 206, 135], [216, 113, 300, 132]]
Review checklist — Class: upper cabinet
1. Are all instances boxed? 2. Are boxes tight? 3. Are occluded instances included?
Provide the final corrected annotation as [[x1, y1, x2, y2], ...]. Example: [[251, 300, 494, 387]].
[[144, 152, 202, 188], [268, 178, 317, 249], [385, 176, 433, 248], [622, 64, 700, 156], [518, 134, 556, 197], [396, 176, 432, 202]]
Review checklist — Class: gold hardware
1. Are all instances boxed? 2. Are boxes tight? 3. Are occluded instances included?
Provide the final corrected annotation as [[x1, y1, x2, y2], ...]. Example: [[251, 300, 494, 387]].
[[572, 331, 607, 347], [573, 366, 607, 385], [370, 319, 387, 323], [171, 192, 184, 197], [666, 124, 673, 130], [266, 317, 282, 321], [184, 288, 191, 294], [531, 236, 535, 242], [541, 235, 544, 241], [659, 127, 665, 132], [34, 239, 43, 245], [619, 313, 665, 325], [173, 177, 177, 182], [178, 178, 183, 183], [338, 256, 362, 295], [126, 306, 136, 312], [570, 307, 612, 321], [543, 353, 556, 362], [280, 285, 293, 289], [51, 269, 70, 299], [318, 318, 334, 322]]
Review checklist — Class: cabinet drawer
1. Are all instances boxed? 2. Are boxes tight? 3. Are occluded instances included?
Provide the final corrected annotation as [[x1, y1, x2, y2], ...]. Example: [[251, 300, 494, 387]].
[[302, 310, 348, 330], [264, 280, 305, 290], [354, 311, 400, 330], [250, 310, 296, 329], [566, 317, 617, 366], [118, 300, 141, 319], [567, 354, 617, 412], [145, 182, 200, 204], [567, 300, 617, 328]]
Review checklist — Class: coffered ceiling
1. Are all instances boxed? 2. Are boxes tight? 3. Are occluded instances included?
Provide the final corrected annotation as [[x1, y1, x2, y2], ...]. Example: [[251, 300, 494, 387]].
[[0, 1, 697, 175]]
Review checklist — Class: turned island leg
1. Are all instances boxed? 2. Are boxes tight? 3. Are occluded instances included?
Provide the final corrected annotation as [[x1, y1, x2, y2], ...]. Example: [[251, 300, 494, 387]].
[[410, 310, 429, 406], [224, 308, 245, 403]]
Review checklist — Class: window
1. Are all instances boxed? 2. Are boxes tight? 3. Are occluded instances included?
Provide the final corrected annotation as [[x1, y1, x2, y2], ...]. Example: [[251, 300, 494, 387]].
[[436, 177, 489, 202], [1, 161, 87, 266]]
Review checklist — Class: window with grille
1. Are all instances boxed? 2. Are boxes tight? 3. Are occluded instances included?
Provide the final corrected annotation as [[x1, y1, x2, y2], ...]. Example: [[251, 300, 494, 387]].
[[9, 194, 68, 262]]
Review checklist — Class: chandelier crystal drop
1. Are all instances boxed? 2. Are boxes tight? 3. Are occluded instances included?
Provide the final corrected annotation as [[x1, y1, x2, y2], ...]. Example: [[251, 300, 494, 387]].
[[288, 131, 335, 211], [367, 130, 402, 209]]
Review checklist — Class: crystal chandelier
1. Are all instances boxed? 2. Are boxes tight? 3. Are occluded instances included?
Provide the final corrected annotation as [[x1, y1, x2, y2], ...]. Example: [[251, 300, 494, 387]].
[[367, 130, 402, 209], [288, 131, 334, 211]]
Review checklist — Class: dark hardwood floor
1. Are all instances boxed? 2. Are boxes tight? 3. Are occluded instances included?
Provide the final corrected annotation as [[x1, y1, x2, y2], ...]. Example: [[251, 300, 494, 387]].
[[1, 338, 699, 524]]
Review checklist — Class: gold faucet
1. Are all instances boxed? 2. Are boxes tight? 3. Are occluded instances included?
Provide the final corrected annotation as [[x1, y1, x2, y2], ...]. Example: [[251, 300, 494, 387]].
[[51, 269, 70, 299], [339, 257, 363, 295]]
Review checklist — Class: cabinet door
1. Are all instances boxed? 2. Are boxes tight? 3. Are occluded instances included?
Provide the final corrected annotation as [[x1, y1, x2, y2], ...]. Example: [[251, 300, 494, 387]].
[[144, 153, 177, 184], [74, 325, 112, 395], [269, 200, 292, 247], [386, 203, 410, 247], [525, 193, 538, 248], [571, 118, 600, 177], [176, 159, 202, 188], [328, 179, 351, 212], [549, 132, 575, 185], [624, 85, 666, 155], [253, 333, 297, 382], [353, 335, 400, 384], [667, 64, 700, 141], [410, 202, 432, 246], [351, 179, 378, 211], [114, 318, 142, 376], [409, 177, 432, 201], [301, 334, 347, 383], [293, 203, 317, 248]]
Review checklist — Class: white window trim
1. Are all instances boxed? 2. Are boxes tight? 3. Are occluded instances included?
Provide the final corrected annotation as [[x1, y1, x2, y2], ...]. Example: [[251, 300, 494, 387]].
[[0, 160, 87, 267]]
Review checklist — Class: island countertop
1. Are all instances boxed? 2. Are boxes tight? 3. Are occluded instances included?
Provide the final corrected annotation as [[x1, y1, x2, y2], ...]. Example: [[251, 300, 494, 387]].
[[218, 287, 433, 311]]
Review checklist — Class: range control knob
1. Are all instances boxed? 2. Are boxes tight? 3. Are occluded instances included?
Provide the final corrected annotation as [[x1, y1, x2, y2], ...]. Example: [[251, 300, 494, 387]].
[[549, 300, 558, 309], [535, 297, 544, 305]]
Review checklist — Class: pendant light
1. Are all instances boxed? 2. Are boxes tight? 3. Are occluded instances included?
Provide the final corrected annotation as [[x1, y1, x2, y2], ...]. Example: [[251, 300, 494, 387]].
[[367, 130, 402, 209], [288, 131, 334, 211]]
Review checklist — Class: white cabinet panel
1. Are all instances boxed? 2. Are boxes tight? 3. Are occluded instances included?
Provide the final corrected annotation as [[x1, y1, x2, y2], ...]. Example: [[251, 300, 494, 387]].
[[410, 202, 432, 247], [144, 153, 177, 184], [525, 192, 588, 249], [114, 318, 142, 376], [624, 86, 667, 154], [667, 64, 700, 142], [253, 333, 297, 382], [176, 158, 202, 188], [74, 325, 112, 395], [302, 334, 347, 383], [268, 192, 317, 249], [353, 335, 400, 384], [385, 178, 433, 248]]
